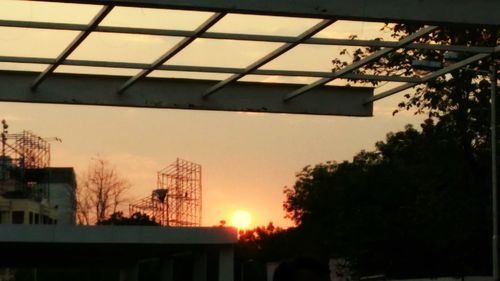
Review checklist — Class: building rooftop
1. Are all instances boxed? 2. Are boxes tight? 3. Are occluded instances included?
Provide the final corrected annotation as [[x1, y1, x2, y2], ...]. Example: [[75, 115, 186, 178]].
[[0, 225, 237, 266]]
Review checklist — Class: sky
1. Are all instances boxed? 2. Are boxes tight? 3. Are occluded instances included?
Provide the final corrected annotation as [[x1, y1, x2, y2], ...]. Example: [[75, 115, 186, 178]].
[[0, 1, 425, 228]]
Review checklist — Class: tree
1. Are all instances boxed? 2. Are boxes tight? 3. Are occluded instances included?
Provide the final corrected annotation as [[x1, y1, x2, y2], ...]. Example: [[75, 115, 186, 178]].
[[237, 222, 288, 261], [97, 211, 159, 226], [235, 222, 336, 281], [76, 156, 130, 225], [337, 25, 498, 164], [283, 120, 491, 278], [286, 23, 499, 277], [235, 223, 298, 281]]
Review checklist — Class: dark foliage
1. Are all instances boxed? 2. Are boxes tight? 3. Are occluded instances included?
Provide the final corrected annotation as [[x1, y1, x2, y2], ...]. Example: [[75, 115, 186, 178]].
[[277, 23, 499, 278], [284, 119, 492, 278], [97, 211, 160, 226]]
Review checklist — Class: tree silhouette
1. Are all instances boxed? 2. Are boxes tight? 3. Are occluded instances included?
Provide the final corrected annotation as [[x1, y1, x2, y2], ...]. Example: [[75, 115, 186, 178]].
[[77, 156, 130, 225], [284, 120, 491, 278], [337, 24, 498, 167], [280, 23, 500, 278], [97, 211, 159, 226]]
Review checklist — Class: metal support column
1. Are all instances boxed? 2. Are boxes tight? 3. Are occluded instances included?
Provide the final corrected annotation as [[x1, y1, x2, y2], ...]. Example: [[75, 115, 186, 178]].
[[120, 263, 139, 281], [160, 258, 174, 281], [194, 252, 208, 281], [492, 58, 499, 281], [218, 246, 234, 281]]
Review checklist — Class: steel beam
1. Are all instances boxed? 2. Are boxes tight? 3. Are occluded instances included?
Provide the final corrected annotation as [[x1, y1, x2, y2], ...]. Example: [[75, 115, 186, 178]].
[[117, 12, 225, 94], [0, 19, 494, 54], [0, 70, 373, 116], [366, 53, 492, 103], [284, 26, 438, 101], [0, 55, 421, 83], [203, 19, 335, 98], [30, 0, 500, 26], [491, 56, 499, 281], [30, 5, 113, 90]]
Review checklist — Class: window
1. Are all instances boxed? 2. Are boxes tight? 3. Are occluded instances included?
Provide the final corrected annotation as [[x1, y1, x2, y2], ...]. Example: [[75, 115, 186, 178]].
[[34, 214, 40, 224], [12, 211, 24, 224], [29, 212, 33, 224]]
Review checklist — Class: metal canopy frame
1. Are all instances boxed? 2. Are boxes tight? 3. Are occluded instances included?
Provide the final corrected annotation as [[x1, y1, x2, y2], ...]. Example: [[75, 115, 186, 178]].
[[0, 1, 499, 278], [26, 0, 500, 26], [0, 0, 498, 116]]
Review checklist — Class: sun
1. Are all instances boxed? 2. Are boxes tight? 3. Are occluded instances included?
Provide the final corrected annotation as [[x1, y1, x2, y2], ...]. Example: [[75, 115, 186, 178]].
[[231, 210, 252, 229]]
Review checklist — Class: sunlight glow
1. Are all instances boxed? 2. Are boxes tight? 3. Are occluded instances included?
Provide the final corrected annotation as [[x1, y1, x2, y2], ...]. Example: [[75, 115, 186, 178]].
[[231, 210, 252, 229]]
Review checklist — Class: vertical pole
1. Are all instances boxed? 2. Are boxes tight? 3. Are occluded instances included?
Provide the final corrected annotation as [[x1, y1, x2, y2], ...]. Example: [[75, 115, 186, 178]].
[[167, 187, 170, 226], [199, 163, 202, 226], [193, 252, 208, 281], [1, 120, 8, 182], [219, 246, 234, 281], [160, 258, 174, 281], [491, 58, 498, 281], [120, 263, 139, 281]]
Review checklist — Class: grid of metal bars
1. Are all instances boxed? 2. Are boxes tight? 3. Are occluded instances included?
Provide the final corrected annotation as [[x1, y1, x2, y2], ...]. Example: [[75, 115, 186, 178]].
[[129, 158, 201, 227], [2, 131, 51, 169], [0, 130, 51, 202], [0, 2, 498, 108]]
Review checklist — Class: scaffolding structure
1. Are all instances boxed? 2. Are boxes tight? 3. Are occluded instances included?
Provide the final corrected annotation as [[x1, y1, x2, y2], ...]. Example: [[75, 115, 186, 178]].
[[1, 131, 51, 170], [129, 158, 202, 227], [1, 122, 53, 201]]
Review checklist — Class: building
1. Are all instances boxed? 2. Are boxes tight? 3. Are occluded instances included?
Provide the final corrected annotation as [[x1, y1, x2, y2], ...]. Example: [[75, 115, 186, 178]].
[[0, 159, 76, 225], [0, 224, 237, 281], [0, 196, 58, 225], [37, 168, 77, 225], [0, 126, 76, 225]]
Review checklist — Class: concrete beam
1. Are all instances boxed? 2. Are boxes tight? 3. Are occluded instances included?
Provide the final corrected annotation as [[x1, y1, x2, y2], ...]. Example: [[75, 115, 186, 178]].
[[0, 71, 373, 116], [0, 224, 237, 244], [36, 0, 500, 26]]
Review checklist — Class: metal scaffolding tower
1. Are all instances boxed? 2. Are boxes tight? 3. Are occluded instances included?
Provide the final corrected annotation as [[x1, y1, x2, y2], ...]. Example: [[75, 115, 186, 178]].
[[129, 158, 202, 227], [0, 121, 55, 201], [1, 130, 51, 170]]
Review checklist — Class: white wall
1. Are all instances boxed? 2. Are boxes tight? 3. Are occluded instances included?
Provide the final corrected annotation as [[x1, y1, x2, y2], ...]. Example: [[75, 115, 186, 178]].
[[48, 183, 76, 225]]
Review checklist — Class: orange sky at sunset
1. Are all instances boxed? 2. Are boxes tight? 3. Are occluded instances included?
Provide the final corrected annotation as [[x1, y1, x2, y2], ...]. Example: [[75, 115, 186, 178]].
[[0, 1, 424, 228]]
